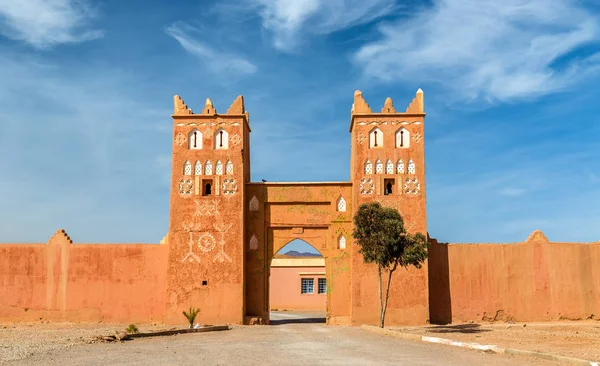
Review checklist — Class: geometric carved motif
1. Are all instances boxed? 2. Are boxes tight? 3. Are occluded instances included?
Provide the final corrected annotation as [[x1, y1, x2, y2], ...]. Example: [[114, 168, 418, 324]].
[[412, 132, 423, 144], [356, 132, 366, 145], [249, 195, 259, 212], [194, 200, 219, 216], [198, 232, 217, 252], [174, 132, 186, 146], [213, 223, 233, 263], [230, 133, 242, 146], [179, 179, 193, 197], [222, 178, 238, 196], [226, 160, 234, 175], [360, 178, 374, 195], [404, 177, 420, 195]]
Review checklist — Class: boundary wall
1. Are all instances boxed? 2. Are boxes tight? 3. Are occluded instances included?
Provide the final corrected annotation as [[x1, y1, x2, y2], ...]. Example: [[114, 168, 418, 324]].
[[0, 230, 167, 323], [429, 230, 600, 324]]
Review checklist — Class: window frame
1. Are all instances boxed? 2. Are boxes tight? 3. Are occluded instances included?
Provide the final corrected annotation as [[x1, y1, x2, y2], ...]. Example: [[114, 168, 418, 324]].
[[301, 278, 315, 294], [318, 278, 327, 294]]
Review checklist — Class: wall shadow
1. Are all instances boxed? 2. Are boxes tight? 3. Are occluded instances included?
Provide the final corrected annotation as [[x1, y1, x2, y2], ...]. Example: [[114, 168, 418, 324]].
[[425, 324, 490, 334], [428, 238, 452, 324]]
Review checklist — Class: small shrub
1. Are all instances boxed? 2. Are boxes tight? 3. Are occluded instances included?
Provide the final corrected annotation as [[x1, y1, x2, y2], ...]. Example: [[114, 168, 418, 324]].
[[182, 307, 200, 329], [126, 324, 139, 334]]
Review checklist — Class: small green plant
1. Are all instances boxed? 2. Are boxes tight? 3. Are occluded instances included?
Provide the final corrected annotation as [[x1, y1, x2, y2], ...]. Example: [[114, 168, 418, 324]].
[[126, 324, 139, 334], [182, 307, 200, 329]]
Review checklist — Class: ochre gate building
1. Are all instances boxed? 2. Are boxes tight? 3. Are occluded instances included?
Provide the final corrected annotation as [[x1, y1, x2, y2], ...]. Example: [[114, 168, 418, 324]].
[[166, 90, 428, 325], [2, 90, 599, 326]]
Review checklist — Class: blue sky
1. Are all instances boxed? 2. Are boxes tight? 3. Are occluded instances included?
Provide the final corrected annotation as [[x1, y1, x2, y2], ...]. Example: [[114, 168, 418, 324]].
[[1, 0, 600, 244]]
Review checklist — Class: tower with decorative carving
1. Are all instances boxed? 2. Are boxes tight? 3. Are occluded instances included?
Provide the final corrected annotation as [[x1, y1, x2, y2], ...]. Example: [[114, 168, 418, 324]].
[[165, 95, 250, 324], [349, 89, 429, 324]]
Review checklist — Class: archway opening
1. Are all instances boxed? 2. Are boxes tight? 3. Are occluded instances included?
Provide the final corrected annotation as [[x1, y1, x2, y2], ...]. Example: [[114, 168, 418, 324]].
[[269, 239, 326, 325]]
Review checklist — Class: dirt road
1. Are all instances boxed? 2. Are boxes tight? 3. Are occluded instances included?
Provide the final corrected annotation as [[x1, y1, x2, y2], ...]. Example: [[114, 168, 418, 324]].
[[4, 313, 557, 365]]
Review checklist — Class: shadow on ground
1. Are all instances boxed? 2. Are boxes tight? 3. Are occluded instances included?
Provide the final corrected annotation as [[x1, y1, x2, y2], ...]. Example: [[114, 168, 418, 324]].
[[269, 317, 326, 325], [425, 324, 491, 334]]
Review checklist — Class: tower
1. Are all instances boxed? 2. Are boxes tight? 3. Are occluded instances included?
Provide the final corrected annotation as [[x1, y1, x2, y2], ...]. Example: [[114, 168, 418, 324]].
[[349, 89, 429, 324], [165, 95, 250, 324]]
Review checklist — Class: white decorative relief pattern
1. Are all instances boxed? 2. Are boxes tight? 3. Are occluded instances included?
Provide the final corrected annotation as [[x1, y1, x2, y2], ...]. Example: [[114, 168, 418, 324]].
[[222, 178, 238, 196], [204, 161, 212, 175], [213, 223, 233, 263], [360, 178, 374, 195], [215, 160, 223, 175], [194, 200, 219, 216], [404, 178, 420, 195], [179, 179, 193, 197], [226, 160, 233, 175], [184, 161, 192, 176], [194, 161, 202, 176]]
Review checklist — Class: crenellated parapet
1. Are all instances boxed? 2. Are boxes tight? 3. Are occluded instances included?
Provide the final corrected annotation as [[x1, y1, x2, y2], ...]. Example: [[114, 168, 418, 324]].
[[405, 88, 424, 114], [174, 95, 193, 115]]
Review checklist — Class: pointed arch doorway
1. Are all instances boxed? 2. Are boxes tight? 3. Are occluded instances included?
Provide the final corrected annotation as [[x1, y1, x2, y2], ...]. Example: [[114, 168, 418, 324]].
[[269, 238, 327, 324]]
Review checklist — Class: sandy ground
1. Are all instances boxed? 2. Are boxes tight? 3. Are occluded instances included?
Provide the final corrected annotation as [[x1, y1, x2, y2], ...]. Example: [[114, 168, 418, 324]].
[[390, 321, 600, 362], [1, 314, 558, 366]]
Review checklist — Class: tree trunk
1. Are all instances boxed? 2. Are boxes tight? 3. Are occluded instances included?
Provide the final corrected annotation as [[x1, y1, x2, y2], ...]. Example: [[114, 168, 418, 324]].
[[381, 264, 397, 328], [378, 265, 383, 328]]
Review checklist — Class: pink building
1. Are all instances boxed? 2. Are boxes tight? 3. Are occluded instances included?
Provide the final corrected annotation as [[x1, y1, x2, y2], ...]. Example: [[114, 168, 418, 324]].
[[270, 256, 326, 311]]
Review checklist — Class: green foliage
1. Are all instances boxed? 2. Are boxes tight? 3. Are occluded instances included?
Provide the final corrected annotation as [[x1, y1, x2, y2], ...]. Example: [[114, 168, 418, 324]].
[[352, 202, 429, 327], [353, 202, 429, 270], [126, 324, 139, 334], [182, 307, 201, 329]]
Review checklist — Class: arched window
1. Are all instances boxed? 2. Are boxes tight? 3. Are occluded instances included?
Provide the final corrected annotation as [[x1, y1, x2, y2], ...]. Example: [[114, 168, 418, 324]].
[[194, 161, 202, 176], [214, 128, 229, 149], [204, 182, 212, 195], [226, 160, 233, 175], [338, 235, 346, 250], [395, 128, 410, 148], [397, 159, 405, 174], [364, 160, 373, 175], [204, 160, 212, 175], [249, 195, 259, 212], [184, 160, 192, 175], [337, 196, 346, 212], [385, 181, 393, 195], [369, 127, 383, 148], [188, 129, 202, 150], [215, 160, 223, 175], [408, 159, 416, 174], [249, 235, 258, 251], [375, 159, 383, 174], [386, 159, 394, 174]]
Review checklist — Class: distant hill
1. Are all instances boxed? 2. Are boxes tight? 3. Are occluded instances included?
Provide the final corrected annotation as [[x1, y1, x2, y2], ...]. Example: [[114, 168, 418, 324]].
[[282, 250, 322, 257]]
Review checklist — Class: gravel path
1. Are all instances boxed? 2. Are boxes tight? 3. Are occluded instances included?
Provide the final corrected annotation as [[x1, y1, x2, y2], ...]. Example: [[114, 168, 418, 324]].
[[2, 316, 558, 365]]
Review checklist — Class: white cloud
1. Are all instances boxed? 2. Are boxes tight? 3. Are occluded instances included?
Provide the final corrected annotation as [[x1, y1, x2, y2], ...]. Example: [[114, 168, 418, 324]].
[[251, 0, 395, 51], [0, 0, 103, 48], [166, 22, 257, 75], [353, 0, 600, 101]]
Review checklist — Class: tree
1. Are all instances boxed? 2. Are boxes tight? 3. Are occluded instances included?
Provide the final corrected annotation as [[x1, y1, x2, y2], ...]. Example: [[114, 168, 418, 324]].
[[352, 202, 429, 328]]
